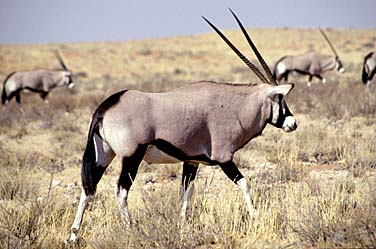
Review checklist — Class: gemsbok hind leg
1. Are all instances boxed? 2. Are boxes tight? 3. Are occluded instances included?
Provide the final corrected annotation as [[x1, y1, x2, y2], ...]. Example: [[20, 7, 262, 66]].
[[70, 134, 115, 242], [116, 144, 148, 225], [180, 162, 198, 221], [219, 161, 258, 217]]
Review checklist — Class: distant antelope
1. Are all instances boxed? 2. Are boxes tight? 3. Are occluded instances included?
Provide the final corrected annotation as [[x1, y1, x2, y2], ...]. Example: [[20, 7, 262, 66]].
[[362, 51, 376, 91], [1, 51, 74, 105], [273, 29, 344, 85], [69, 9, 297, 243]]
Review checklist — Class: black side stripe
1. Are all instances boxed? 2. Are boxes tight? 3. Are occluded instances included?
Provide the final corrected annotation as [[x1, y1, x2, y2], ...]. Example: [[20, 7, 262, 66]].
[[150, 139, 218, 165]]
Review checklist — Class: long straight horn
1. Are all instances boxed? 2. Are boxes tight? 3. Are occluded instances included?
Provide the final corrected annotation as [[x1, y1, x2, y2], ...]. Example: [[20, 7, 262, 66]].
[[229, 9, 276, 85], [54, 50, 69, 71], [202, 16, 269, 84], [319, 28, 338, 57]]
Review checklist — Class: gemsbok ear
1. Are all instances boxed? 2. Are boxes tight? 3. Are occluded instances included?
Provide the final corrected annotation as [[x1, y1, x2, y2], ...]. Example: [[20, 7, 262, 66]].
[[266, 83, 295, 98]]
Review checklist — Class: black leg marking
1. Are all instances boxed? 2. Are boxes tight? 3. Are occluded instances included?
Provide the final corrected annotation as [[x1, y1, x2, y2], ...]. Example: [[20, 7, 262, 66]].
[[315, 74, 323, 81], [219, 161, 243, 183], [118, 145, 148, 190], [182, 162, 198, 191], [91, 166, 107, 191], [368, 68, 376, 84], [7, 91, 17, 103], [15, 92, 21, 104], [39, 91, 49, 100], [284, 71, 289, 82]]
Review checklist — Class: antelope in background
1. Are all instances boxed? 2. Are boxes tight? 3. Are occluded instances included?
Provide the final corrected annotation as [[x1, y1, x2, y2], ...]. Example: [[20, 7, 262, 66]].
[[2, 51, 74, 106], [273, 28, 345, 86], [69, 9, 298, 243], [362, 51, 376, 92]]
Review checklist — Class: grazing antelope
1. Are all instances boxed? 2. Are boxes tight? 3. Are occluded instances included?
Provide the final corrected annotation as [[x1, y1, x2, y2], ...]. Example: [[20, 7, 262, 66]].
[[362, 51, 376, 91], [69, 9, 297, 242], [1, 51, 74, 105], [273, 29, 344, 85]]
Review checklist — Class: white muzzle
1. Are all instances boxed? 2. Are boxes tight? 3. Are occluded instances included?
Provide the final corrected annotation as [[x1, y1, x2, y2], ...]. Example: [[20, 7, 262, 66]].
[[282, 116, 297, 132]]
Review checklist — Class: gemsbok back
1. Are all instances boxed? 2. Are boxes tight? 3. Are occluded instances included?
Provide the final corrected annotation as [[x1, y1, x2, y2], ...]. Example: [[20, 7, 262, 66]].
[[69, 9, 298, 243], [362, 51, 376, 92], [1, 51, 74, 106], [273, 28, 344, 86]]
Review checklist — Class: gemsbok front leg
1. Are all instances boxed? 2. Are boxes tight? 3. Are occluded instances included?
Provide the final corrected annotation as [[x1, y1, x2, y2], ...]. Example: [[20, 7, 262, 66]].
[[116, 145, 148, 225], [180, 162, 198, 221], [219, 161, 257, 217], [70, 134, 115, 242]]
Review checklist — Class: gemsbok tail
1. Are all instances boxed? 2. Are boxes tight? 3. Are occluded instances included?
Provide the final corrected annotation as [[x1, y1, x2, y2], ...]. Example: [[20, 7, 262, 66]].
[[362, 52, 375, 85], [2, 72, 16, 105], [82, 90, 127, 196], [362, 54, 370, 84], [81, 113, 100, 196], [362, 65, 368, 84]]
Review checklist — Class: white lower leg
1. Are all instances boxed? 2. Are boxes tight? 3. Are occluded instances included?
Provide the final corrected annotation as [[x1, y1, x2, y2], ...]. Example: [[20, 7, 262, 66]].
[[236, 178, 257, 216], [180, 183, 195, 221], [116, 187, 130, 224], [70, 189, 93, 242]]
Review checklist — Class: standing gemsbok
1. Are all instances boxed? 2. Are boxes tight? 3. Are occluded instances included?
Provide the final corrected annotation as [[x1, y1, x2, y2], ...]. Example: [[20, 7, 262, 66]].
[[1, 51, 74, 106], [362, 51, 376, 92], [273, 28, 344, 85], [69, 9, 298, 243]]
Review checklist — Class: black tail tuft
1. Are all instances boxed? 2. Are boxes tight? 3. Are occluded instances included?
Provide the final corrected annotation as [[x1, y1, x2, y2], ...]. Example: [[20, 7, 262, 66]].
[[2, 85, 6, 105], [81, 89, 128, 196], [81, 120, 99, 196], [362, 65, 368, 84], [2, 72, 16, 105], [81, 113, 99, 195], [363, 52, 375, 84]]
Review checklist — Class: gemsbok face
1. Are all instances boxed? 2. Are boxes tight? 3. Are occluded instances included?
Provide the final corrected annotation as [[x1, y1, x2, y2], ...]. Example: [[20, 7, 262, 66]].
[[266, 87, 297, 132], [273, 28, 344, 85], [1, 51, 74, 106], [69, 9, 297, 243]]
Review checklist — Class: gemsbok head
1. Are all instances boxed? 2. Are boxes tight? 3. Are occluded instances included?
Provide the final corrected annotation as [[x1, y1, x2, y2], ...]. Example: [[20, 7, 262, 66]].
[[273, 28, 344, 86], [362, 51, 376, 92], [69, 9, 297, 243], [1, 50, 74, 106]]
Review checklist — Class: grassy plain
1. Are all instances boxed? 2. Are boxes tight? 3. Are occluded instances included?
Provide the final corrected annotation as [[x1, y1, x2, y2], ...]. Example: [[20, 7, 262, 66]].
[[0, 28, 376, 248]]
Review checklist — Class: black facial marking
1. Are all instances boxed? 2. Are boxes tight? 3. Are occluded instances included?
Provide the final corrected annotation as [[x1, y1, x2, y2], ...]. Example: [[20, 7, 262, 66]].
[[275, 97, 286, 127], [268, 95, 292, 128], [67, 74, 73, 84], [336, 57, 344, 71]]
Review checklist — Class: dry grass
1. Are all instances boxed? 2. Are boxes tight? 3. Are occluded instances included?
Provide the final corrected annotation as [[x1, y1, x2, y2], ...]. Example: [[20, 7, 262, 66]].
[[1, 28, 376, 248]]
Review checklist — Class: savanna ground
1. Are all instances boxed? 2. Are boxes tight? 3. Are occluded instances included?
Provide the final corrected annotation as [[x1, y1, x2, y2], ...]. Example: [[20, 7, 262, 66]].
[[0, 28, 376, 248]]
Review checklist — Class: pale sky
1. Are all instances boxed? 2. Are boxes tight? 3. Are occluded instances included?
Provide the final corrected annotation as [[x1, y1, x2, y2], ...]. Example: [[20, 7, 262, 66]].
[[0, 0, 375, 44]]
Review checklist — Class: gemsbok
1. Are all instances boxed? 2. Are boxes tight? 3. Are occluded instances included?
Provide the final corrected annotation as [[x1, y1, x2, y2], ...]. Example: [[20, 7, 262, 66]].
[[273, 28, 344, 86], [69, 9, 298, 242], [362, 51, 376, 91], [1, 51, 74, 106]]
